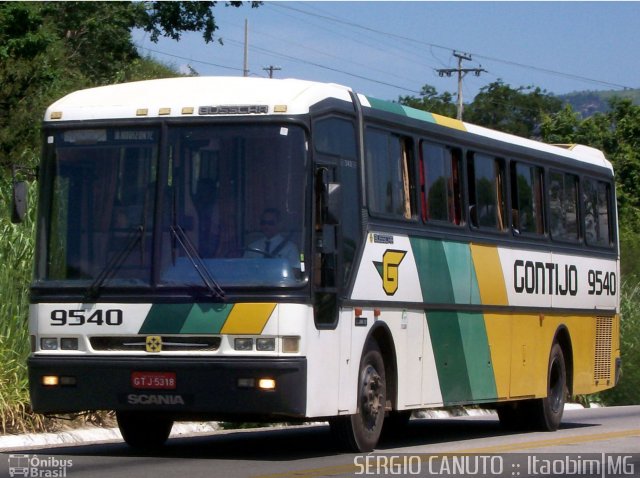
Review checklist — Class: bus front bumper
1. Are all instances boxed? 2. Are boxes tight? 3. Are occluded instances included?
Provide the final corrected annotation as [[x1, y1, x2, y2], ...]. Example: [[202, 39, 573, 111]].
[[28, 355, 307, 419]]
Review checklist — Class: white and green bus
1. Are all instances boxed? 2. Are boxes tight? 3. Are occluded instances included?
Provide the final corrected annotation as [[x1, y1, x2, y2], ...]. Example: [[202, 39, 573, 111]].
[[24, 77, 620, 452]]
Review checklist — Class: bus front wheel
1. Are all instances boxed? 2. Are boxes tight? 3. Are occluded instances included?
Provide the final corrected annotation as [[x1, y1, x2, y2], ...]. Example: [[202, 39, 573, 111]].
[[330, 341, 386, 452], [116, 411, 173, 450]]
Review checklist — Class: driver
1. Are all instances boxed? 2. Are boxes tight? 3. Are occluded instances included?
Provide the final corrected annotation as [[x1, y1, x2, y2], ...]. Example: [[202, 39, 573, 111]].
[[245, 208, 300, 267]]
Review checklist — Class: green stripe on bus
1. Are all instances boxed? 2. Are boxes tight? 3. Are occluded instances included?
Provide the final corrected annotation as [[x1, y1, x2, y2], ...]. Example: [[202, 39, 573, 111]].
[[410, 238, 455, 304], [442, 241, 476, 303], [139, 303, 233, 334], [410, 237, 484, 306], [366, 97, 408, 116], [427, 311, 498, 404], [180, 303, 232, 333], [458, 312, 498, 401], [139, 303, 193, 334], [365, 96, 437, 124], [427, 311, 472, 403]]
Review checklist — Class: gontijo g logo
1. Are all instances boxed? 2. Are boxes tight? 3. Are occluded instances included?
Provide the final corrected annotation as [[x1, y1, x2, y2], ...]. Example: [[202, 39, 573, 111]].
[[374, 250, 407, 296]]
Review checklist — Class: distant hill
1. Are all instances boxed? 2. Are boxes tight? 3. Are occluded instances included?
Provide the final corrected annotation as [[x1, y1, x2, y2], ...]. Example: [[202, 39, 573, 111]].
[[558, 89, 640, 117]]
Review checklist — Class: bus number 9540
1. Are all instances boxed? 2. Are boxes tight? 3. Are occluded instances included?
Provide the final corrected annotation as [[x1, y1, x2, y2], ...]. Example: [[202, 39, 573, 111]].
[[587, 270, 617, 296], [50, 309, 123, 326]]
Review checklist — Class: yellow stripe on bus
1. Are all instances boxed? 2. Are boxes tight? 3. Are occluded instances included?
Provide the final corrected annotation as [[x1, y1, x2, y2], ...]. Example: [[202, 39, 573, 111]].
[[483, 313, 512, 399], [433, 113, 466, 131], [220, 303, 277, 335], [470, 244, 508, 306]]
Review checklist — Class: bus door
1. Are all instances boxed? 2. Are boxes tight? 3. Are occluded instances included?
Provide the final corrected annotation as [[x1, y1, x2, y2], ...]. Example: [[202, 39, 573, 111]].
[[311, 116, 361, 329]]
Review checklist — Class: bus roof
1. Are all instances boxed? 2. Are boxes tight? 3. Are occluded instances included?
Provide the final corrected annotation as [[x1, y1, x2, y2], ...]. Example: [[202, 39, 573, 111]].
[[45, 76, 353, 121], [45, 76, 612, 172]]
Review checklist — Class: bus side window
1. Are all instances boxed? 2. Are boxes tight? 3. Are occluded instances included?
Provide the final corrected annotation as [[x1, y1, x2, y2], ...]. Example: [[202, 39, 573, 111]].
[[583, 178, 613, 247], [467, 152, 506, 231], [510, 161, 545, 235], [549, 171, 579, 242], [420, 142, 463, 225], [366, 128, 416, 220]]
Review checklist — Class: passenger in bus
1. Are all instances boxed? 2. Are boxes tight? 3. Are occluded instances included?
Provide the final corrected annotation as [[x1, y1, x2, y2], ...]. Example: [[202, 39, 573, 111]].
[[245, 208, 300, 268]]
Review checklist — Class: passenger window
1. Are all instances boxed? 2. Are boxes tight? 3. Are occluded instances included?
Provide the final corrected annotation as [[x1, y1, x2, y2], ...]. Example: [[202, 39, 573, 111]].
[[421, 142, 462, 225], [583, 178, 612, 247], [314, 117, 357, 159], [467, 152, 506, 230], [511, 162, 545, 235], [549, 171, 579, 242], [366, 129, 415, 220]]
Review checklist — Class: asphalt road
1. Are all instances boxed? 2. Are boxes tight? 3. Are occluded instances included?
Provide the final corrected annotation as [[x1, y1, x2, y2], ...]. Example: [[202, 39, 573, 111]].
[[1, 406, 638, 478]]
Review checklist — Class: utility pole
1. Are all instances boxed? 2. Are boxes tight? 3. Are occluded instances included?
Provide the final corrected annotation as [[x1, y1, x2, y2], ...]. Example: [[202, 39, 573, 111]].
[[437, 51, 486, 120], [263, 66, 282, 79], [243, 19, 249, 77]]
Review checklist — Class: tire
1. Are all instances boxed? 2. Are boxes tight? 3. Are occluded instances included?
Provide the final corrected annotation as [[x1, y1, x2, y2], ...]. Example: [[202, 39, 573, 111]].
[[116, 411, 173, 450], [382, 410, 411, 439], [529, 342, 567, 431], [330, 341, 386, 452], [496, 401, 526, 430]]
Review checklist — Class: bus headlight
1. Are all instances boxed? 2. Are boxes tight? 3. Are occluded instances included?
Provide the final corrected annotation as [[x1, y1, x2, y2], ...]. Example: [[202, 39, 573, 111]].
[[60, 338, 79, 350], [41, 338, 59, 351], [234, 338, 253, 351], [256, 338, 276, 351]]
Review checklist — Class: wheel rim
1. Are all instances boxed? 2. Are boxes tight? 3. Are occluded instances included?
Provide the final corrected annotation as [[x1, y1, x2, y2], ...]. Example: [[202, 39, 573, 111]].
[[360, 364, 384, 430], [548, 356, 565, 413]]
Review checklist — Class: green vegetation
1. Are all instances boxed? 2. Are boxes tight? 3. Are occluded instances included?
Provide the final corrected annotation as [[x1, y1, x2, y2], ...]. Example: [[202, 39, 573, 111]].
[[597, 280, 640, 405], [560, 88, 640, 118], [0, 178, 42, 433]]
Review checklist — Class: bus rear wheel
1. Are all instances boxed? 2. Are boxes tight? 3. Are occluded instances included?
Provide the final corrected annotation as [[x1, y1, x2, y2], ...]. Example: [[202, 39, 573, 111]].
[[330, 341, 386, 452], [529, 342, 567, 431], [116, 411, 173, 450]]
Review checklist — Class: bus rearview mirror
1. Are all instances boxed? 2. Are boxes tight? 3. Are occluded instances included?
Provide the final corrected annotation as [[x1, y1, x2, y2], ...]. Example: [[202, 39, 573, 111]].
[[11, 180, 28, 224]]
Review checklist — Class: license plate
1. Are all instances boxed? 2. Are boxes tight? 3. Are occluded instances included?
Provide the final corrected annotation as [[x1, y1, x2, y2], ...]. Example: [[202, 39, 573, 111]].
[[131, 371, 176, 390]]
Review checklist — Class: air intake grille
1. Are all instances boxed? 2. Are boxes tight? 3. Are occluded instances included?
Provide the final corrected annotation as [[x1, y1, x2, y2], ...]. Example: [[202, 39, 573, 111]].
[[90, 335, 221, 352], [594, 317, 613, 383]]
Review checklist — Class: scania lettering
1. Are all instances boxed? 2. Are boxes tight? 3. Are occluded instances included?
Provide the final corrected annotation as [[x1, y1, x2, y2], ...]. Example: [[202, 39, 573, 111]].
[[127, 394, 185, 406]]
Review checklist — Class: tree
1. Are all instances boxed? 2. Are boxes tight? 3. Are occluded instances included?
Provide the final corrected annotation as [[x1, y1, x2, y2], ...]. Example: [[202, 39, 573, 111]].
[[0, 1, 260, 170], [541, 98, 640, 278], [398, 85, 457, 118], [464, 80, 562, 138]]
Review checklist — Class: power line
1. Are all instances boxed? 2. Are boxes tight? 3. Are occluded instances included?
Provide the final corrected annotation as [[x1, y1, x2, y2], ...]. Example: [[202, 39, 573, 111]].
[[224, 38, 422, 94], [272, 3, 635, 92], [136, 45, 245, 74], [437, 51, 487, 120], [263, 65, 281, 78]]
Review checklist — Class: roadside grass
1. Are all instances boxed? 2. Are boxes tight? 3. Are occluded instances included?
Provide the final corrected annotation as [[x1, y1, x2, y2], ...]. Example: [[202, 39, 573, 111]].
[[0, 178, 47, 433], [596, 278, 640, 406]]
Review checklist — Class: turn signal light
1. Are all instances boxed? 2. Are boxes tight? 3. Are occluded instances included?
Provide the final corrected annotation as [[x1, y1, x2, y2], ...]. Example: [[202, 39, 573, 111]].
[[258, 378, 276, 390], [42, 376, 59, 387]]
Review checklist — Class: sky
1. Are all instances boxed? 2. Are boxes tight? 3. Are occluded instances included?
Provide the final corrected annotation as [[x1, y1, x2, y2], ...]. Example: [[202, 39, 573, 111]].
[[132, 1, 640, 102]]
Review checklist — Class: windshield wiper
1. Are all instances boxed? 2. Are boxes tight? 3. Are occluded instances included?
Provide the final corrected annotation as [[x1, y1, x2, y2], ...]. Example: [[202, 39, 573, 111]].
[[85, 225, 144, 300], [170, 225, 225, 299]]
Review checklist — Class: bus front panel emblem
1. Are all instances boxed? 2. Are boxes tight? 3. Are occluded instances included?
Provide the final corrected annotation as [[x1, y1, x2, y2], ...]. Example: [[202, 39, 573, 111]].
[[146, 336, 162, 353]]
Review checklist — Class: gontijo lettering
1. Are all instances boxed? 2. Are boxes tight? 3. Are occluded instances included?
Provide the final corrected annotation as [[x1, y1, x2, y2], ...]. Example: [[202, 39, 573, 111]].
[[513, 260, 578, 296]]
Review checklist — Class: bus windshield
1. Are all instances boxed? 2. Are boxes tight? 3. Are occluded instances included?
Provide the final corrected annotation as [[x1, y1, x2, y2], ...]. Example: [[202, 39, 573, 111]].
[[36, 123, 308, 292]]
